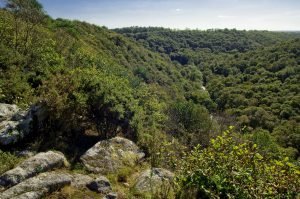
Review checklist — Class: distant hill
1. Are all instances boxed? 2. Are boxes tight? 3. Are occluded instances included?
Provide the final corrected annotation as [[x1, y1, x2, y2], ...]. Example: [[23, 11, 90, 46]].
[[117, 27, 300, 155], [115, 27, 300, 55]]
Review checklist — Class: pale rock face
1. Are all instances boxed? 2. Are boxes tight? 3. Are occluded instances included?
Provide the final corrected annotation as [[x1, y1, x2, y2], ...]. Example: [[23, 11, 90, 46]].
[[80, 137, 144, 174], [0, 172, 71, 199], [0, 121, 20, 145], [0, 103, 35, 145], [0, 151, 68, 187], [0, 104, 20, 120], [134, 168, 174, 193]]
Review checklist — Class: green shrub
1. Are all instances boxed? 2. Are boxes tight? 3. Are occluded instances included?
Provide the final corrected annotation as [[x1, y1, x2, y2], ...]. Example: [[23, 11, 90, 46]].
[[38, 67, 141, 138], [175, 127, 300, 199], [167, 101, 213, 148], [0, 150, 23, 174]]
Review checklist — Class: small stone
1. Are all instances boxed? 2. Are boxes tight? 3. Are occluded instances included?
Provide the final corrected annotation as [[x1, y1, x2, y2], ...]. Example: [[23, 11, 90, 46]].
[[87, 176, 112, 194], [104, 192, 118, 199], [70, 173, 94, 189]]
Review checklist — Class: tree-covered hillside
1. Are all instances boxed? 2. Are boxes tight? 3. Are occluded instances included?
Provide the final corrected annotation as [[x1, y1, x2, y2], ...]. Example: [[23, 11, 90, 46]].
[[115, 27, 300, 54], [0, 1, 299, 198], [117, 27, 300, 158], [0, 1, 217, 153]]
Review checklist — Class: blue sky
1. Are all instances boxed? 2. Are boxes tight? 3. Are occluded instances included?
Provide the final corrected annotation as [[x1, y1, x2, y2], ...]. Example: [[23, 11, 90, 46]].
[[38, 0, 300, 30]]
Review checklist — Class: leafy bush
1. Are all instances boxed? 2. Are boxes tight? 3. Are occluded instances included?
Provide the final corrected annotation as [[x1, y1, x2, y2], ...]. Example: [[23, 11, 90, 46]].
[[175, 127, 300, 199], [245, 128, 298, 159], [38, 67, 142, 139], [167, 101, 213, 148]]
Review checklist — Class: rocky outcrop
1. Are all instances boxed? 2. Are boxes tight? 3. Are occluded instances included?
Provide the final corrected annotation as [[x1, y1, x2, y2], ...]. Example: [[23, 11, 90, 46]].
[[0, 103, 40, 146], [0, 172, 71, 199], [80, 137, 144, 174], [87, 176, 112, 194], [0, 151, 68, 187], [134, 168, 174, 193]]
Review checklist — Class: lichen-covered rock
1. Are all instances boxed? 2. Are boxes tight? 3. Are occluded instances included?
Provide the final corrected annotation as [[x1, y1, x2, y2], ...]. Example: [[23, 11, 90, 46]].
[[134, 168, 174, 193], [70, 173, 94, 189], [0, 103, 34, 146], [0, 121, 21, 145], [0, 151, 68, 187], [0, 172, 71, 199], [0, 104, 21, 121], [80, 137, 144, 174], [87, 176, 112, 193]]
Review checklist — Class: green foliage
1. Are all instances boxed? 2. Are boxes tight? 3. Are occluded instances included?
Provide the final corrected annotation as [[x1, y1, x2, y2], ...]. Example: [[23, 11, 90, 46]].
[[167, 101, 213, 147], [0, 4, 300, 198], [118, 27, 300, 158], [272, 120, 300, 156], [38, 67, 141, 139], [116, 27, 299, 54], [4, 0, 45, 23], [249, 129, 281, 156], [243, 129, 298, 159], [71, 163, 90, 175], [0, 65, 34, 106], [175, 127, 300, 199], [0, 150, 23, 174], [0, 7, 206, 151]]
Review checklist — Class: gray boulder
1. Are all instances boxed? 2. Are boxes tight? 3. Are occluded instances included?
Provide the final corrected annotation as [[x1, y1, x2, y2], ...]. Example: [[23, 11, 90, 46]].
[[87, 176, 112, 194], [70, 173, 94, 189], [0, 172, 71, 199], [0, 151, 68, 187], [134, 168, 174, 193], [0, 103, 34, 145], [0, 121, 21, 145], [80, 137, 144, 174]]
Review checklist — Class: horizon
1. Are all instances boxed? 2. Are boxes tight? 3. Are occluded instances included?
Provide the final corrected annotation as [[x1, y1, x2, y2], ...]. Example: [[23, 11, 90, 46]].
[[37, 0, 300, 31]]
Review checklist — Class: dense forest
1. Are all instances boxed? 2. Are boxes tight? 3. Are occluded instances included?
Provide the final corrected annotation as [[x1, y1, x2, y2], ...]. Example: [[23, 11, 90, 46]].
[[116, 27, 300, 158], [0, 0, 299, 198]]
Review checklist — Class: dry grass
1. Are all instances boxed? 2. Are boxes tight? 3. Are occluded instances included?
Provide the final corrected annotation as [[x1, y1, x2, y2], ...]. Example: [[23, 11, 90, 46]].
[[47, 186, 103, 199]]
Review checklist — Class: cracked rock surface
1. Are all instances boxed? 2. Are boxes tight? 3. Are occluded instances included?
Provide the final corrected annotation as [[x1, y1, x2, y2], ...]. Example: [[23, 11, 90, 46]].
[[0, 172, 71, 199], [0, 151, 68, 187]]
